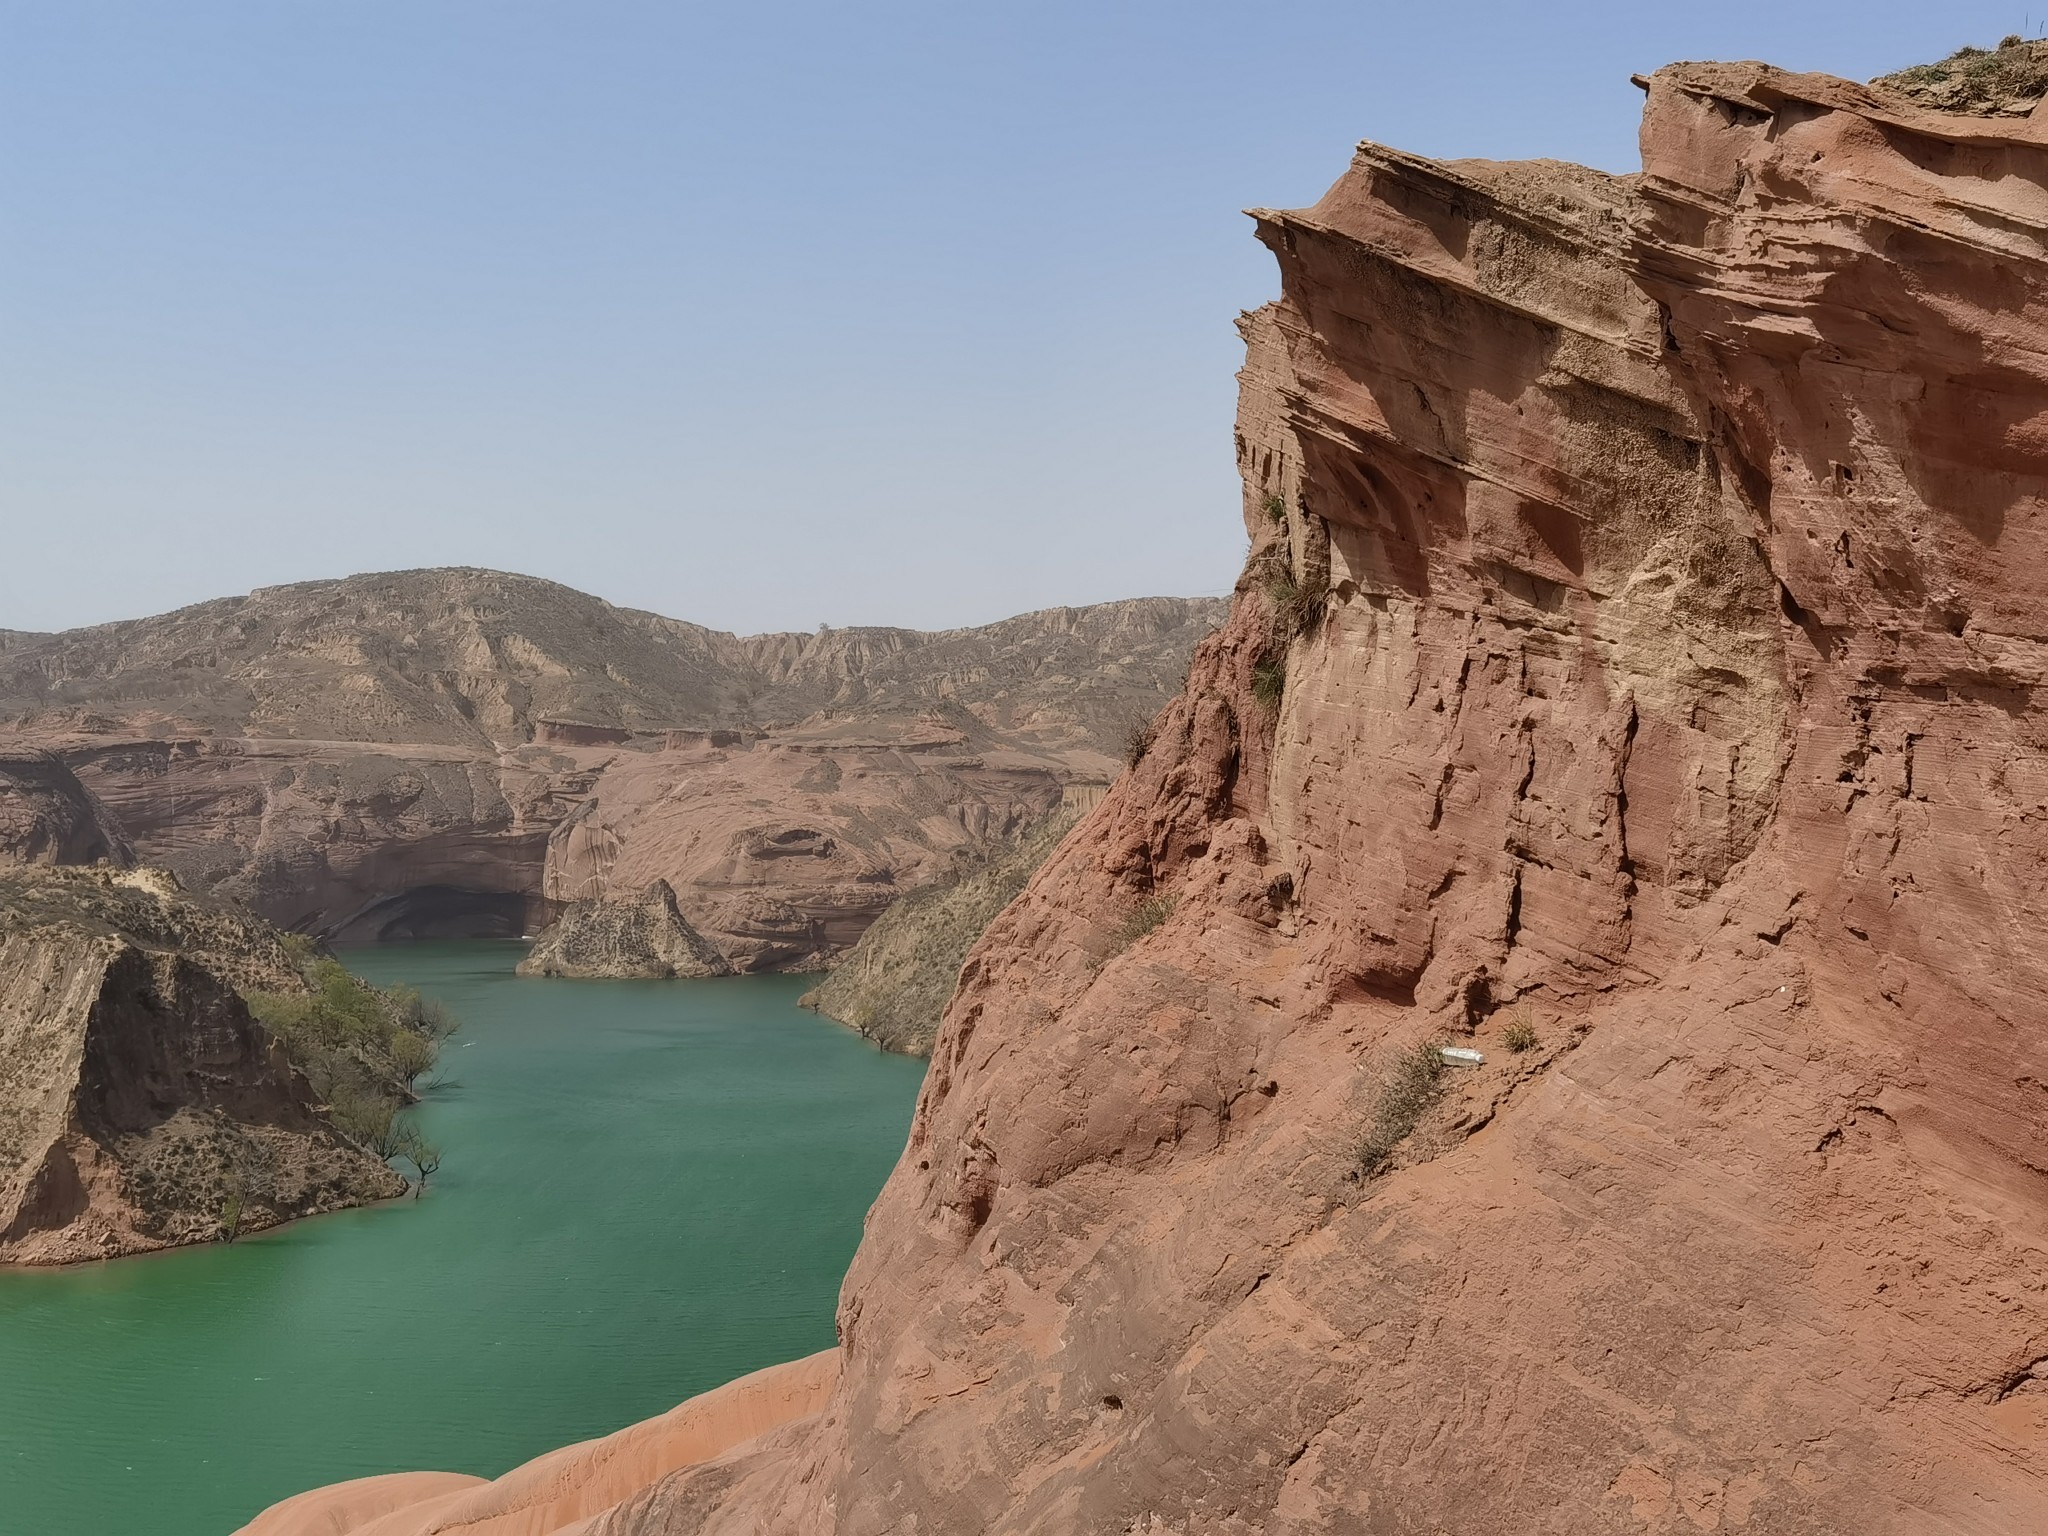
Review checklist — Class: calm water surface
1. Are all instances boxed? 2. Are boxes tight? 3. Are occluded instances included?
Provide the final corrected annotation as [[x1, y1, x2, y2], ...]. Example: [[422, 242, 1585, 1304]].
[[0, 943, 925, 1535]]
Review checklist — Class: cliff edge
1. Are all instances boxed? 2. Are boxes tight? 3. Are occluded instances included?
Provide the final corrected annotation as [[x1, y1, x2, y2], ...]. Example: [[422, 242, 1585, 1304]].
[[238, 46, 2048, 1535]]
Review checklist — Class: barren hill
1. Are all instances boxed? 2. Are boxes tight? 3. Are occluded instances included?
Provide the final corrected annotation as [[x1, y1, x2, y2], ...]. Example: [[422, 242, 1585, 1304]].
[[0, 572, 1222, 963]]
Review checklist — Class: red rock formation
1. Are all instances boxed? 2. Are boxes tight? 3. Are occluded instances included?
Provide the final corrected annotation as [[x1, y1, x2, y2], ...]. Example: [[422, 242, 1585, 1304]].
[[235, 54, 2048, 1535]]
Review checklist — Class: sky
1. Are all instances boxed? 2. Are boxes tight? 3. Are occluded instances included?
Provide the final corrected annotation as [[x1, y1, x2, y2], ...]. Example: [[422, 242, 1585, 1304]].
[[0, 1, 2019, 636]]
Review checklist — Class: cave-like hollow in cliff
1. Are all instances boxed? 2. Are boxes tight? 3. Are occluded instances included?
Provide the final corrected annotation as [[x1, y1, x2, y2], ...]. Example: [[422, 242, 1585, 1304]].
[[330, 885, 533, 943]]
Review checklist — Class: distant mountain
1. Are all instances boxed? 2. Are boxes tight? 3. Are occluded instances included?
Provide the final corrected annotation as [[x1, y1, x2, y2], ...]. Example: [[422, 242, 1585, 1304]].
[[0, 570, 1223, 965]]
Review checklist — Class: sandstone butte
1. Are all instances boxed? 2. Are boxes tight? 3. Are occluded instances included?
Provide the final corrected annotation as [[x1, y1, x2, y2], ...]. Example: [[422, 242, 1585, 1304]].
[[238, 49, 2048, 1536], [0, 580, 1220, 972]]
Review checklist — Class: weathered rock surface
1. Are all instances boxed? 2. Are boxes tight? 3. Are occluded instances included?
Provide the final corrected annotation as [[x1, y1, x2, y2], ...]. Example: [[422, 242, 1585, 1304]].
[[0, 867, 404, 1264], [0, 573, 1220, 967], [232, 1352, 840, 1536], [233, 44, 2048, 1536], [800, 811, 1077, 1055], [0, 750, 131, 868], [517, 880, 734, 980]]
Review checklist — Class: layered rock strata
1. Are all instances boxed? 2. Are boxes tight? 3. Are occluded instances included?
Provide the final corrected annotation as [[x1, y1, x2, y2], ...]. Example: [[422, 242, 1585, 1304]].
[[238, 47, 2048, 1536], [0, 867, 404, 1264], [0, 575, 1220, 966], [0, 750, 131, 867], [517, 880, 734, 980], [800, 811, 1077, 1054]]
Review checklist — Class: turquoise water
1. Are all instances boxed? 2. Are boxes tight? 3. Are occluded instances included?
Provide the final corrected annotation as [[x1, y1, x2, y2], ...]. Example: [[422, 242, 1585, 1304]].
[[0, 944, 925, 1536]]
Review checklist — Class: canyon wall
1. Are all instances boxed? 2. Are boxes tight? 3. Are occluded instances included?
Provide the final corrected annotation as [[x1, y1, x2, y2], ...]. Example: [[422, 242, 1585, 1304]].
[[0, 749, 132, 867], [0, 576, 1221, 966], [237, 48, 2048, 1536]]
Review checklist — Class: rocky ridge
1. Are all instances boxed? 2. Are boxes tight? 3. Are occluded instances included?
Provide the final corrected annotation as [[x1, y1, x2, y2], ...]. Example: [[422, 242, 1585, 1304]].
[[0, 575, 1220, 968], [0, 866, 405, 1264], [238, 45, 2048, 1533]]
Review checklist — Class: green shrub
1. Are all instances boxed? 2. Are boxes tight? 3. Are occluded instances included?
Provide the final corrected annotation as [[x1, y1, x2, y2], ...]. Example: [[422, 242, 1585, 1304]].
[[1251, 656, 1286, 710], [1356, 1042, 1449, 1178], [243, 948, 457, 1159], [328, 1088, 401, 1158], [1264, 562, 1329, 639], [1261, 493, 1288, 524]]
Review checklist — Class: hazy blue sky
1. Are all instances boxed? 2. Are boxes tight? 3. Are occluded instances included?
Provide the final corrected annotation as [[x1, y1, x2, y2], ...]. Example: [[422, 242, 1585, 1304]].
[[0, 2, 2012, 634]]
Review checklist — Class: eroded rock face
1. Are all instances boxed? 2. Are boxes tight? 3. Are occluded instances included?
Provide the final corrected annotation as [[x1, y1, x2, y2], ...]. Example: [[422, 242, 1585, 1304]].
[[516, 880, 734, 980], [0, 867, 404, 1264], [0, 751, 132, 868], [0, 574, 1220, 967], [227, 52, 2048, 1536]]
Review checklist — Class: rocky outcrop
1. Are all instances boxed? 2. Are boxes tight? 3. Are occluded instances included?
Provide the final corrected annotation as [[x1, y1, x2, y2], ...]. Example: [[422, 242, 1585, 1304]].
[[0, 866, 405, 1264], [517, 880, 734, 979], [238, 46, 2048, 1533], [1877, 34, 2048, 114], [0, 750, 131, 868], [800, 812, 1077, 1054], [0, 574, 1221, 967]]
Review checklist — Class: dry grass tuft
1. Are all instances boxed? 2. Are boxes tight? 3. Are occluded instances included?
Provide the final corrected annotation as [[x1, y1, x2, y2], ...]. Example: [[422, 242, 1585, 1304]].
[[1250, 656, 1286, 710], [1356, 1042, 1449, 1177], [1877, 38, 2048, 114], [1111, 894, 1177, 952]]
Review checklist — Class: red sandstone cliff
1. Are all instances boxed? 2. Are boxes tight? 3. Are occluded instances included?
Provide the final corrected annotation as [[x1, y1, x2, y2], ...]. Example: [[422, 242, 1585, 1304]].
[[238, 51, 2048, 1535]]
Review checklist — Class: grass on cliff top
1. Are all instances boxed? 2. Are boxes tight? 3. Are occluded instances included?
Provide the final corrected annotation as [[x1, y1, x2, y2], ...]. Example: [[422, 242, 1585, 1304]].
[[1877, 37, 2048, 113]]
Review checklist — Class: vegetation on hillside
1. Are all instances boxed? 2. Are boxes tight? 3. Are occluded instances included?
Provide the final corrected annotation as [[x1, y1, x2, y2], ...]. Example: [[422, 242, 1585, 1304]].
[[802, 813, 1078, 1056], [1877, 37, 2048, 114], [242, 939, 456, 1187]]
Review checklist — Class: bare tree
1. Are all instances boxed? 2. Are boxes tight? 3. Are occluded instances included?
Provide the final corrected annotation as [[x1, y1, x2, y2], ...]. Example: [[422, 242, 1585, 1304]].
[[395, 1123, 442, 1199], [330, 1089, 402, 1159]]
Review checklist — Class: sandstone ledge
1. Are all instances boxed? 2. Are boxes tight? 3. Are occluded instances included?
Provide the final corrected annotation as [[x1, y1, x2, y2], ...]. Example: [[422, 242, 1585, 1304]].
[[232, 1350, 840, 1536]]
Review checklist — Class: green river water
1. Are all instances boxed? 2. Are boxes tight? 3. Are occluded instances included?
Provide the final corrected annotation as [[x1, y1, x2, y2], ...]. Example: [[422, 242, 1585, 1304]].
[[0, 943, 927, 1536]]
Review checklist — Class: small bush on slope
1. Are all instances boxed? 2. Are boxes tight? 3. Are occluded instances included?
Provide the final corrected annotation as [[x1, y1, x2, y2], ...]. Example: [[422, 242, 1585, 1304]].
[[244, 954, 456, 1160], [1356, 1042, 1450, 1178]]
